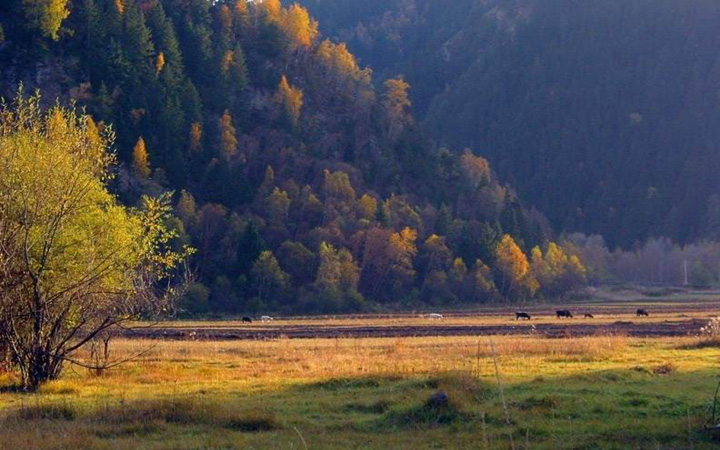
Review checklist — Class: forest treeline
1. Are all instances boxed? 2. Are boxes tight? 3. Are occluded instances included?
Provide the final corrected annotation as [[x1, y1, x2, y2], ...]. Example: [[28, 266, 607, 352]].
[[2, 0, 581, 315], [298, 0, 720, 249], [2, 0, 717, 317]]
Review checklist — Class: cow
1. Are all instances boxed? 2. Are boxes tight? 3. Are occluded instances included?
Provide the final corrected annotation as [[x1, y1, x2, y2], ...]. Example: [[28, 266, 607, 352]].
[[261, 315, 274, 322], [242, 316, 253, 323], [584, 313, 594, 319], [556, 310, 573, 318], [515, 311, 531, 320], [428, 313, 444, 320], [636, 309, 649, 317]]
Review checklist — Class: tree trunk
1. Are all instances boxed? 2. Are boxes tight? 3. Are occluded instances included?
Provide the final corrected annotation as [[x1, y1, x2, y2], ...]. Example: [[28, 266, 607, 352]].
[[17, 346, 62, 391]]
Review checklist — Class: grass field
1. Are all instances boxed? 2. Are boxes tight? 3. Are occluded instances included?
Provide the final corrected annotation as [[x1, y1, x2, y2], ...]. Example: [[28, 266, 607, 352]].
[[3, 307, 720, 449], [3, 291, 720, 449]]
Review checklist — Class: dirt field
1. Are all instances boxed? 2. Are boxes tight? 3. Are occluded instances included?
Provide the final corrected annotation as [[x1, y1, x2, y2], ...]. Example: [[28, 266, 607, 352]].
[[125, 297, 720, 340]]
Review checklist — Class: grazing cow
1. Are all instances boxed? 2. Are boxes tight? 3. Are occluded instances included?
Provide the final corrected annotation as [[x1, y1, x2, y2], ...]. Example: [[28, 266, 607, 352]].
[[261, 315, 274, 322], [556, 310, 573, 318], [428, 313, 444, 320], [515, 311, 531, 320], [242, 316, 253, 323], [584, 313, 594, 319], [636, 309, 649, 317]]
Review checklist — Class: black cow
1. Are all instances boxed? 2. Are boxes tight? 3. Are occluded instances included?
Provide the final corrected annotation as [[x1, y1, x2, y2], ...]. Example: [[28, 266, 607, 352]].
[[584, 313, 594, 319], [515, 311, 531, 320], [636, 309, 649, 317], [242, 316, 253, 323], [556, 310, 573, 318]]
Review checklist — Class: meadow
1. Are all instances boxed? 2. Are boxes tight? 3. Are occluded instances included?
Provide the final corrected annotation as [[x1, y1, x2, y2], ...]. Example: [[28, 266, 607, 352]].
[[2, 304, 720, 449]]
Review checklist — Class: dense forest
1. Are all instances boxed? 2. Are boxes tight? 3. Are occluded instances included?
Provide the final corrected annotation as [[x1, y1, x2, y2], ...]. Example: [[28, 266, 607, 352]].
[[1, 0, 597, 315], [298, 0, 720, 248]]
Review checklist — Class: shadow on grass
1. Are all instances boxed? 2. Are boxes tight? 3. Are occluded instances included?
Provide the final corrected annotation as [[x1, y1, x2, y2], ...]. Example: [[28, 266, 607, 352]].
[[1, 368, 719, 448]]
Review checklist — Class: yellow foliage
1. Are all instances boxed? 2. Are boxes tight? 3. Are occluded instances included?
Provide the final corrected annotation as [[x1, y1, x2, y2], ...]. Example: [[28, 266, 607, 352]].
[[495, 234, 537, 298], [357, 194, 378, 220], [275, 75, 303, 127], [155, 52, 166, 75], [22, 0, 70, 40], [189, 122, 202, 153], [132, 136, 151, 179], [281, 4, 318, 48], [218, 109, 238, 160]]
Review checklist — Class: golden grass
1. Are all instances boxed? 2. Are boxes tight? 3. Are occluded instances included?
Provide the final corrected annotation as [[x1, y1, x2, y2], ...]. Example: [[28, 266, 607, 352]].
[[1, 326, 720, 449]]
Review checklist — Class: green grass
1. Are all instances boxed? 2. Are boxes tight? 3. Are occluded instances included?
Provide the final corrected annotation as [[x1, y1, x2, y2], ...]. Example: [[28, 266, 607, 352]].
[[2, 333, 720, 448]]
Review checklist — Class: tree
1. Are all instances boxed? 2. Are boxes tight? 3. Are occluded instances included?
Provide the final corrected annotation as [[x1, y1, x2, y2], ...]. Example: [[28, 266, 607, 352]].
[[531, 242, 587, 297], [0, 93, 189, 390], [218, 109, 238, 160], [22, 0, 70, 40], [132, 136, 151, 178], [281, 4, 318, 49], [235, 221, 266, 275], [276, 241, 316, 286], [275, 75, 303, 127], [470, 259, 497, 302], [189, 122, 203, 153], [250, 251, 290, 304], [495, 234, 537, 299], [382, 76, 412, 141], [419, 234, 454, 275]]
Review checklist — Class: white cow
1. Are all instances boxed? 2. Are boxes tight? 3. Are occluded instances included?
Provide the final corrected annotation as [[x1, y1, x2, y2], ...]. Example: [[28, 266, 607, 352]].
[[261, 315, 274, 322], [428, 313, 444, 320]]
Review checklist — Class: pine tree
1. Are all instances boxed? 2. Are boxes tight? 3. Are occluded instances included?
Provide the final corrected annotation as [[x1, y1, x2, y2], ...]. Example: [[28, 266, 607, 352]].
[[235, 221, 266, 276], [123, 1, 156, 86]]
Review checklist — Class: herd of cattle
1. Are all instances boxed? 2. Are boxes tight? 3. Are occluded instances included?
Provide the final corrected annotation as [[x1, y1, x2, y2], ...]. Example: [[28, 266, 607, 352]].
[[239, 309, 652, 323], [515, 309, 650, 320]]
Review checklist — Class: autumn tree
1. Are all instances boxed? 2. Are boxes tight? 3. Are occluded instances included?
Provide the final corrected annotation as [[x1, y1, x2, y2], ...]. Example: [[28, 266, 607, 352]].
[[218, 109, 238, 160], [460, 149, 491, 190], [22, 0, 70, 40], [189, 122, 203, 153], [360, 227, 418, 300], [275, 75, 303, 127], [470, 259, 497, 302], [0, 93, 190, 390], [382, 76, 412, 141], [418, 234, 454, 276], [531, 242, 587, 297], [132, 136, 151, 179], [281, 4, 318, 49], [495, 234, 537, 299]]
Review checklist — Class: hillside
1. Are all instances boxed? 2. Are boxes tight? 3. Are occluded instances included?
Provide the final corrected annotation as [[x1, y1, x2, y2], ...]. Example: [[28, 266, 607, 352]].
[[0, 0, 585, 315], [299, 0, 720, 248]]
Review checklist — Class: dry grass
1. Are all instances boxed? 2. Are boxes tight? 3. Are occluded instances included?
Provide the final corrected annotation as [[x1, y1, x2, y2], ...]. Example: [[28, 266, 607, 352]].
[[0, 324, 719, 449]]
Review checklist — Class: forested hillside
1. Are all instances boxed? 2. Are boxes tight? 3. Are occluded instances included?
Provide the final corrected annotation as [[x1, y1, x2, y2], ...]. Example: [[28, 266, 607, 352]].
[[299, 0, 720, 248], [0, 0, 595, 315]]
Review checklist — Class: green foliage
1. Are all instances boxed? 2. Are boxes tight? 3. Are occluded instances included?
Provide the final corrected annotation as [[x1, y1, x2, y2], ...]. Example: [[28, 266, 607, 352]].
[[0, 90, 191, 388]]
